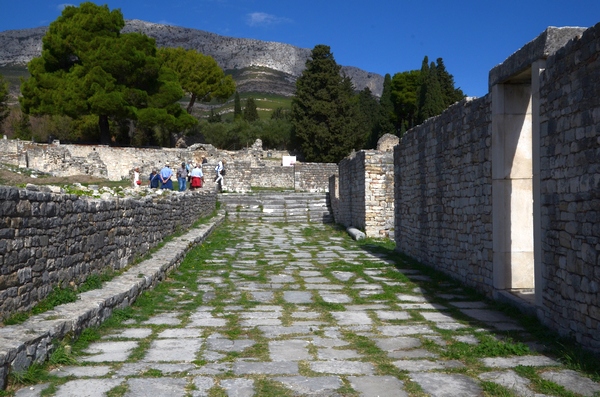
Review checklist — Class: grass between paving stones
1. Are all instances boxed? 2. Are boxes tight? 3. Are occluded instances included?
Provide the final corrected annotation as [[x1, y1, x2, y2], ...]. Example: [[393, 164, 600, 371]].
[[354, 239, 600, 395], [7, 220, 599, 397], [513, 365, 582, 397]]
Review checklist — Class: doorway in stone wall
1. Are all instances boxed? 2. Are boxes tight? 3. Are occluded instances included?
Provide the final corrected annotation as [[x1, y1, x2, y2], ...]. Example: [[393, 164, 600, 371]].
[[491, 63, 543, 308]]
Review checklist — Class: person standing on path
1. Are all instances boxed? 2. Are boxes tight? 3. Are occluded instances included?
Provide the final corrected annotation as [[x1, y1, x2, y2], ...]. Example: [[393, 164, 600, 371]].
[[148, 169, 159, 188], [177, 162, 188, 191], [214, 159, 225, 189], [159, 163, 173, 190], [132, 167, 141, 188], [190, 163, 204, 189]]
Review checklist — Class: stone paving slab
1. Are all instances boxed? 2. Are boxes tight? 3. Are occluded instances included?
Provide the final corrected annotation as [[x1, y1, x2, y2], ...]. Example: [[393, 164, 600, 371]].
[[233, 361, 299, 375], [50, 366, 112, 378], [273, 376, 343, 395], [393, 359, 465, 371], [309, 360, 375, 375], [53, 379, 123, 397], [409, 372, 482, 396], [540, 369, 600, 396], [126, 377, 188, 397], [479, 370, 546, 397], [347, 375, 408, 397], [80, 341, 138, 363], [481, 355, 561, 368], [143, 338, 202, 362]]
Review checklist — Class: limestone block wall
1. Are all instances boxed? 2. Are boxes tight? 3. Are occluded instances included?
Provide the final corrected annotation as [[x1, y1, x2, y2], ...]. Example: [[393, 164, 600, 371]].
[[337, 152, 366, 230], [394, 96, 494, 291], [295, 163, 338, 193], [220, 162, 336, 193], [365, 151, 394, 238], [0, 187, 216, 321], [334, 151, 394, 237], [537, 23, 600, 351]]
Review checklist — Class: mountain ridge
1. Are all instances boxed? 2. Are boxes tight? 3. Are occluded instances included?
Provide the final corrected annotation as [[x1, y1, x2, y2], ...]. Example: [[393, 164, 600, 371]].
[[0, 19, 384, 97]]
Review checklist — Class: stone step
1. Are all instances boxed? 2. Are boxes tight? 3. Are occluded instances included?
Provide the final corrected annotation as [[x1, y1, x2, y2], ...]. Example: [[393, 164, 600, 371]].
[[218, 192, 332, 224]]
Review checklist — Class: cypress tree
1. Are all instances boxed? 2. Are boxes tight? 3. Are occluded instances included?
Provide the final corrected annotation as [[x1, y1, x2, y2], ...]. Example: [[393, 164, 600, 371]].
[[233, 91, 242, 120], [374, 73, 396, 140], [243, 97, 259, 122], [436, 58, 465, 107], [417, 58, 445, 123], [291, 45, 366, 163]]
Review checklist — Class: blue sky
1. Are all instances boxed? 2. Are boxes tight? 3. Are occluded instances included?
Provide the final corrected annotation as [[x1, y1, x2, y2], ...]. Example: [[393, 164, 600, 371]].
[[1, 1, 599, 98]]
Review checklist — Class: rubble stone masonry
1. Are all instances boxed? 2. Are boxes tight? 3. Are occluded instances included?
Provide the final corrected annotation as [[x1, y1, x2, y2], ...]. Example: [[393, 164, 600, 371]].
[[0, 187, 216, 321]]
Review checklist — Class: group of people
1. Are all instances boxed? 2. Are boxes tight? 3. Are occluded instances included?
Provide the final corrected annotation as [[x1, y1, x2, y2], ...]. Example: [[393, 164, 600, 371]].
[[133, 157, 226, 191]]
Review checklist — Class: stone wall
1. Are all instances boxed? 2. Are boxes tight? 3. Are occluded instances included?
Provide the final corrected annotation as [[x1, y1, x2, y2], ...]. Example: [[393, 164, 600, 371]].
[[223, 162, 337, 193], [0, 186, 216, 321], [332, 150, 394, 238], [537, 23, 600, 351], [0, 140, 336, 193], [393, 24, 600, 353], [394, 96, 493, 287]]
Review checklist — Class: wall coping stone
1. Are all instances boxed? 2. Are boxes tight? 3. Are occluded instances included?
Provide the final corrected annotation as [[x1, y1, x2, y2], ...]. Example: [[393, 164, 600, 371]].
[[488, 26, 586, 89]]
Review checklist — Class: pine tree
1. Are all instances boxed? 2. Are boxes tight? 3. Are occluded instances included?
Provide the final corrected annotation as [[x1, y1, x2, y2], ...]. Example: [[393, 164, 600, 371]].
[[291, 45, 366, 163], [390, 70, 420, 132], [20, 2, 196, 145]]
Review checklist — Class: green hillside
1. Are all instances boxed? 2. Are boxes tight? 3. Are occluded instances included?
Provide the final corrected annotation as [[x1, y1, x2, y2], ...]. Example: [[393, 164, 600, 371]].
[[1, 65, 293, 120]]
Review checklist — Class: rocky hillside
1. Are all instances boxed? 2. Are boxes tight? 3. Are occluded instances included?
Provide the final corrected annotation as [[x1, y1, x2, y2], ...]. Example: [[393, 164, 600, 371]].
[[0, 20, 383, 97]]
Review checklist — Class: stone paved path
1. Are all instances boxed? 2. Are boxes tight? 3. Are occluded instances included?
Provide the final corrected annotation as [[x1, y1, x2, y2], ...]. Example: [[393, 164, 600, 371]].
[[14, 222, 600, 397]]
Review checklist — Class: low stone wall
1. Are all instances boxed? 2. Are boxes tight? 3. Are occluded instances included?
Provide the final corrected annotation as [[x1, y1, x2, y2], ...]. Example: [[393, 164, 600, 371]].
[[294, 163, 338, 193], [0, 186, 216, 321], [221, 161, 337, 193], [0, 140, 337, 193]]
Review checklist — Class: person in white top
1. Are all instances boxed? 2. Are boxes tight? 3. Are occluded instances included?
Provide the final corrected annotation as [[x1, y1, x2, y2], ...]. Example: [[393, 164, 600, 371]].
[[132, 167, 140, 188], [190, 164, 204, 189], [214, 160, 225, 188]]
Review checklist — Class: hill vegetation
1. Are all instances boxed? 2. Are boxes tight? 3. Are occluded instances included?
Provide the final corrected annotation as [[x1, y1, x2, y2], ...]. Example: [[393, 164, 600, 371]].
[[0, 2, 465, 162]]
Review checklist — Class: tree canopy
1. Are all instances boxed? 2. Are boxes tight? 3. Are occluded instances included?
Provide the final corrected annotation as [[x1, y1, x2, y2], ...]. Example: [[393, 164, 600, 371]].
[[157, 47, 235, 114], [390, 56, 465, 135], [19, 2, 195, 145], [291, 45, 366, 163]]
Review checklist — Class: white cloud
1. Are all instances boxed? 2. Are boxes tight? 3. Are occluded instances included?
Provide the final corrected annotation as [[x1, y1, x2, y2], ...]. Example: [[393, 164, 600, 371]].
[[246, 12, 290, 27]]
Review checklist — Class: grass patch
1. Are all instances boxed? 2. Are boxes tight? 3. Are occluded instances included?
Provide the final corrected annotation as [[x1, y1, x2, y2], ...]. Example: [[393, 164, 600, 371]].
[[8, 364, 49, 386], [442, 334, 530, 360], [252, 377, 296, 397]]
